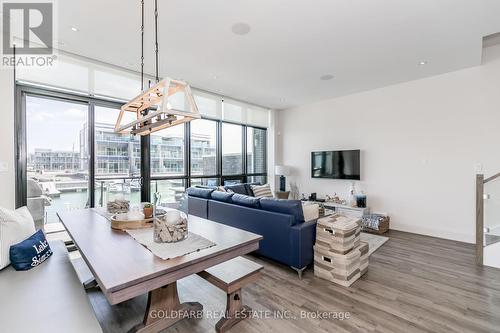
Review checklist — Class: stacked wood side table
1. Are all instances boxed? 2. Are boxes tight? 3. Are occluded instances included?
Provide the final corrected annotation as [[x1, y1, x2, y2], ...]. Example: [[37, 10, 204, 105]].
[[314, 214, 369, 287]]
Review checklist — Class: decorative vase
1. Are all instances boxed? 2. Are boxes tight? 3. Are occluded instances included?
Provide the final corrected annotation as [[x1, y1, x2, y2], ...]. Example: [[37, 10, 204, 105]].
[[348, 183, 357, 207], [154, 210, 188, 243], [355, 193, 367, 208]]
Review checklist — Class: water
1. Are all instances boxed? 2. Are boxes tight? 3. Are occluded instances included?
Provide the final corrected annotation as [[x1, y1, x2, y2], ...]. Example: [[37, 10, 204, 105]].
[[44, 182, 181, 224]]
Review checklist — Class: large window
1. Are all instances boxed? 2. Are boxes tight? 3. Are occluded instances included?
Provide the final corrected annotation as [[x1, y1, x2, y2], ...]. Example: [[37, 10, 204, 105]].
[[25, 96, 89, 226], [247, 127, 267, 174], [151, 124, 185, 177], [190, 119, 217, 176], [17, 85, 268, 219], [222, 123, 243, 175], [94, 106, 141, 177]]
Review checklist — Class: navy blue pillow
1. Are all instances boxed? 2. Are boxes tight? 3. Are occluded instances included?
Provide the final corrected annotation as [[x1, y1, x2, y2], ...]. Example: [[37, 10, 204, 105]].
[[210, 191, 234, 203], [9, 230, 53, 271], [259, 198, 305, 225], [224, 184, 249, 195], [187, 187, 214, 199], [232, 194, 261, 209]]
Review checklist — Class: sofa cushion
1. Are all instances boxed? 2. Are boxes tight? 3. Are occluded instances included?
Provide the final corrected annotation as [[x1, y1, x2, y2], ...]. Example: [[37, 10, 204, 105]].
[[10, 229, 53, 271], [245, 182, 261, 196], [210, 191, 234, 203], [251, 184, 273, 199], [0, 206, 36, 270], [301, 202, 320, 222], [187, 187, 214, 199], [224, 184, 249, 195], [259, 198, 305, 225], [231, 194, 261, 209], [0, 241, 103, 332]]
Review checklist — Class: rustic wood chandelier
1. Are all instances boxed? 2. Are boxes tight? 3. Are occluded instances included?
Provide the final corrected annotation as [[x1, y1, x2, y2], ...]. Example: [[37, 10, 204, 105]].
[[114, 0, 200, 136]]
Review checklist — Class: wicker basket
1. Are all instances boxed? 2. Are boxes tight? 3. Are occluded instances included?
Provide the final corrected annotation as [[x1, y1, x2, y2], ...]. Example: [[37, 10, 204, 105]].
[[362, 215, 390, 234]]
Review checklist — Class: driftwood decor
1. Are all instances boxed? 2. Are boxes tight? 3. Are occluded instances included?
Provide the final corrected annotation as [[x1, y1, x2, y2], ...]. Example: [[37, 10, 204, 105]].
[[114, 78, 200, 136]]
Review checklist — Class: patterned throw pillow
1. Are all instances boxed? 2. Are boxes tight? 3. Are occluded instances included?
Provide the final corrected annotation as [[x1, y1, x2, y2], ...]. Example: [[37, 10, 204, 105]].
[[9, 229, 53, 271], [250, 184, 274, 199], [0, 206, 36, 270]]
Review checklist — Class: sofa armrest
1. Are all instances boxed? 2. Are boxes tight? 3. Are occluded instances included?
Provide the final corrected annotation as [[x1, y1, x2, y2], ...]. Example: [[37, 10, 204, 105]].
[[289, 219, 317, 270]]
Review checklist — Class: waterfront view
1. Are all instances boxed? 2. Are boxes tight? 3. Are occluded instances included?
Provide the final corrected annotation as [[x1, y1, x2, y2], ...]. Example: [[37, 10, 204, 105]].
[[26, 96, 266, 225]]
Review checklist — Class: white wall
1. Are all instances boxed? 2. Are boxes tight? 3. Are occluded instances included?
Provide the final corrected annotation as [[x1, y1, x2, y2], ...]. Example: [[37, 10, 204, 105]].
[[277, 44, 500, 243], [0, 67, 15, 209]]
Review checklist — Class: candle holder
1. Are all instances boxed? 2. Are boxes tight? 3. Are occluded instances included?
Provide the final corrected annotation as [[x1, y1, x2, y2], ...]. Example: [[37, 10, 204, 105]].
[[153, 210, 188, 243]]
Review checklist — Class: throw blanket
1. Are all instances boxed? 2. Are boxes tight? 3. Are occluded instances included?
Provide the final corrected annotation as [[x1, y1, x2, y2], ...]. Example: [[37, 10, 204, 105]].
[[361, 214, 386, 230]]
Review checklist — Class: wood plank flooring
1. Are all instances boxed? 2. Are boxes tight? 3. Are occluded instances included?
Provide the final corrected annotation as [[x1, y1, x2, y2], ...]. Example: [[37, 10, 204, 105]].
[[78, 230, 500, 333]]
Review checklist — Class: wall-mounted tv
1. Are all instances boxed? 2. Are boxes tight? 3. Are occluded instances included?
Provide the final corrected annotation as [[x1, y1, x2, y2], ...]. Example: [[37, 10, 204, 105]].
[[311, 150, 360, 180]]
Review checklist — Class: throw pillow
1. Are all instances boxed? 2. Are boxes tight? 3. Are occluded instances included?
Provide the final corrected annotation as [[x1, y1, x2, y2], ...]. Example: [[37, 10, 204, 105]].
[[0, 206, 36, 270], [210, 191, 234, 203], [216, 186, 227, 192], [9, 229, 53, 271], [231, 194, 261, 209], [251, 184, 274, 199], [186, 187, 214, 199]]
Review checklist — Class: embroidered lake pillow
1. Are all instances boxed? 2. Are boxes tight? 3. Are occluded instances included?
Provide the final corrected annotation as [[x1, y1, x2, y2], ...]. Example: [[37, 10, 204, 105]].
[[9, 230, 53, 271]]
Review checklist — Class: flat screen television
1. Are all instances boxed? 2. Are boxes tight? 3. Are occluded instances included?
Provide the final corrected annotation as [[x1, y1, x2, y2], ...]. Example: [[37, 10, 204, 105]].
[[311, 150, 360, 180]]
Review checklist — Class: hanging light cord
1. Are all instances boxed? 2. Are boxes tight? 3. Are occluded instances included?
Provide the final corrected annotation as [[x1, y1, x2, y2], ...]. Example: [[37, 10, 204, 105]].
[[140, 0, 145, 92], [154, 0, 159, 83]]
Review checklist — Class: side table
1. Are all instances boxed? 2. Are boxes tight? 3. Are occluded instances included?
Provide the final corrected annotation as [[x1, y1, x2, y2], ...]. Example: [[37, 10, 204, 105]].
[[275, 191, 290, 199]]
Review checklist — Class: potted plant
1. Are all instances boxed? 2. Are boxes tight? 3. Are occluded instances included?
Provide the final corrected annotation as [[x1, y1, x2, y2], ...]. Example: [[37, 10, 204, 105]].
[[143, 203, 153, 219]]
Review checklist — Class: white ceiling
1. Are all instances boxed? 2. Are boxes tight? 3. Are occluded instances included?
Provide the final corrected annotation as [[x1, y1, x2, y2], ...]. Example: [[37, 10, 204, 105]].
[[55, 0, 500, 109]]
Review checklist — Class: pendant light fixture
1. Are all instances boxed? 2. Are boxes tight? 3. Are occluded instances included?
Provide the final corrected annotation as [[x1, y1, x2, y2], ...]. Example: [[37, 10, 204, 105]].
[[114, 0, 200, 136]]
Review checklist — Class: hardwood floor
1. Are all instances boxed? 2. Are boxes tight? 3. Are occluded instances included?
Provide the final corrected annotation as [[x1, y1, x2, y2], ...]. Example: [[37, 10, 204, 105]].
[[78, 230, 500, 333]]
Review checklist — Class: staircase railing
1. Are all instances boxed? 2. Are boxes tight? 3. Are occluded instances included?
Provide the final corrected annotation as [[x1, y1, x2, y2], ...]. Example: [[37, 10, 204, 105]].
[[476, 172, 500, 265]]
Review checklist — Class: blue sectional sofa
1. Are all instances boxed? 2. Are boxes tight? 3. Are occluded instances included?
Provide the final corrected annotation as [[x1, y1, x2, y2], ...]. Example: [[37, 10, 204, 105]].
[[187, 184, 317, 278]]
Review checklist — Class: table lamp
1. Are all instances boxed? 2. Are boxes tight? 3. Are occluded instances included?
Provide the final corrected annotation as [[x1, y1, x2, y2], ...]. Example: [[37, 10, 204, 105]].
[[275, 165, 290, 192]]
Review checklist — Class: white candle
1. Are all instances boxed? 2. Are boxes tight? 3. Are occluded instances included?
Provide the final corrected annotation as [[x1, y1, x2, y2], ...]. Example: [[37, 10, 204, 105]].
[[166, 210, 181, 224]]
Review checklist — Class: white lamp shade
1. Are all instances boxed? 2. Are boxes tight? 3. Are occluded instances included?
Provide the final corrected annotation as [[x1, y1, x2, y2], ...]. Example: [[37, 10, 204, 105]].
[[275, 165, 290, 176]]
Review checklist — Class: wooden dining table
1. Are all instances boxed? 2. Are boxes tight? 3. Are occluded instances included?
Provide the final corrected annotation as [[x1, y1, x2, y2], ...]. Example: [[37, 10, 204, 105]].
[[58, 208, 263, 333]]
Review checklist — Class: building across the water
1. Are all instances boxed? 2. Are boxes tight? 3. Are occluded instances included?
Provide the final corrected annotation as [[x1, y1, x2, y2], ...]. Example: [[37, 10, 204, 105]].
[[28, 122, 264, 180]]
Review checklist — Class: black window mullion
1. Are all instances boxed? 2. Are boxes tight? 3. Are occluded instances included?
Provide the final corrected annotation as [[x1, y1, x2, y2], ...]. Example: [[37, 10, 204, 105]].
[[15, 89, 27, 208], [141, 132, 151, 203], [242, 124, 247, 181], [88, 102, 95, 208], [185, 121, 191, 188], [217, 120, 222, 183]]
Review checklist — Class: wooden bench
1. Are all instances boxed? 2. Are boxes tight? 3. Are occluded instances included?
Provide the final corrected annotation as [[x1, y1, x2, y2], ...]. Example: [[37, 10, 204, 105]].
[[197, 256, 263, 333]]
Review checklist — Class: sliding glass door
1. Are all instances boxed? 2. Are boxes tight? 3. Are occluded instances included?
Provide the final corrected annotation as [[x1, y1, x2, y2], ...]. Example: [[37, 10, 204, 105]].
[[25, 95, 89, 226], [94, 105, 142, 207]]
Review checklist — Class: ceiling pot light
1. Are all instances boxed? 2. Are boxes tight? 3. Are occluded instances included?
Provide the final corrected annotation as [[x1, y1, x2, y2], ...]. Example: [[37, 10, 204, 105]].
[[320, 74, 334, 81], [231, 23, 251, 35], [71, 27, 78, 32], [419, 61, 427, 65]]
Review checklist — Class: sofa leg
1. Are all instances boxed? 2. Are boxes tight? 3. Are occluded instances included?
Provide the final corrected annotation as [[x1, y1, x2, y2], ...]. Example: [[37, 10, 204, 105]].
[[291, 266, 307, 279]]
